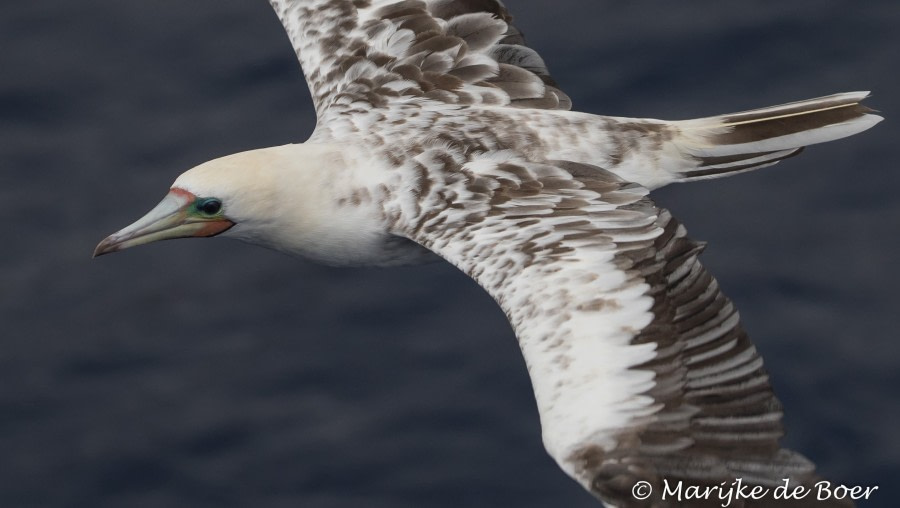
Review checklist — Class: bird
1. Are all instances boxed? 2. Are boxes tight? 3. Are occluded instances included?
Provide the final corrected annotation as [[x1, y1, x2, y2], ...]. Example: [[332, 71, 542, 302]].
[[94, 1, 881, 506]]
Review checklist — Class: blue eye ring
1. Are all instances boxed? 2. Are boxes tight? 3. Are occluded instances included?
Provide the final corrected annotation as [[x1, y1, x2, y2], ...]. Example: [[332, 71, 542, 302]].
[[197, 198, 222, 216]]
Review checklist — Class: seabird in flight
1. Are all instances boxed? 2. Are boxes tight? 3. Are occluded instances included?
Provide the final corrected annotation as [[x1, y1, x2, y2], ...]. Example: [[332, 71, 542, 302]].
[[95, 1, 881, 506]]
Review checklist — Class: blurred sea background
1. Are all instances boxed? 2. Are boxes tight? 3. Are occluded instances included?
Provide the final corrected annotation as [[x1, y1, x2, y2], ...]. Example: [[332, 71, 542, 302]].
[[2, 1, 898, 507]]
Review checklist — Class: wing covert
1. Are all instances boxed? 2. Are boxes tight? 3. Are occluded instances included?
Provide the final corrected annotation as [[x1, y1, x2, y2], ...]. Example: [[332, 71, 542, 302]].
[[267, 0, 572, 119]]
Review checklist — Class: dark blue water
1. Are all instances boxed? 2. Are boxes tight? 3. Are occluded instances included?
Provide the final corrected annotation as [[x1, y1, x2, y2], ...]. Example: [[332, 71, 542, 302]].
[[2, 1, 898, 507]]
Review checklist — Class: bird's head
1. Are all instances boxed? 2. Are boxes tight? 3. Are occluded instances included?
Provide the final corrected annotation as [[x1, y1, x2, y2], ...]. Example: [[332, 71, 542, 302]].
[[92, 185, 234, 257], [94, 143, 342, 258]]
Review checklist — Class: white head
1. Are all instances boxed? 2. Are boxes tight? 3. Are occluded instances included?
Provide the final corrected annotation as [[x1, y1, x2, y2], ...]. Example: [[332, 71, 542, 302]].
[[94, 143, 353, 259]]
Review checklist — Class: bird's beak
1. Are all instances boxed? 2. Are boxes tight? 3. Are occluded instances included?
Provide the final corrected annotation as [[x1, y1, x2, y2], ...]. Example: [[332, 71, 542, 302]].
[[93, 189, 234, 257]]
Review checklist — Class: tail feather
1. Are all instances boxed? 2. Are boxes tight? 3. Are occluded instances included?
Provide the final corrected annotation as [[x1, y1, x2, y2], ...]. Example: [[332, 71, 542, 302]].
[[689, 147, 804, 179], [671, 91, 882, 182]]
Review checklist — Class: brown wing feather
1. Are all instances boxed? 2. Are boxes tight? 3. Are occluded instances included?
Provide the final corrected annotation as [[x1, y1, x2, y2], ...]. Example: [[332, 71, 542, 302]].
[[571, 198, 853, 507], [268, 0, 571, 117], [397, 153, 853, 507]]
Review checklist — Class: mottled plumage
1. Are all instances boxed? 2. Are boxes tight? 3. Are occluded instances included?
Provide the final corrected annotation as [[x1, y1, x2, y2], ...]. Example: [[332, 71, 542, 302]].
[[96, 1, 882, 506]]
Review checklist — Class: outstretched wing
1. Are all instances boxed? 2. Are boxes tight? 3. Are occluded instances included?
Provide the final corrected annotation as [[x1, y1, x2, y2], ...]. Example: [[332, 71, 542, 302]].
[[395, 154, 851, 507], [267, 0, 571, 118]]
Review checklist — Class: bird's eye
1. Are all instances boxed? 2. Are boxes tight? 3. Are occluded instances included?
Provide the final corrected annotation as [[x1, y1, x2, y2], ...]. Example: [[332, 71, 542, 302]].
[[197, 198, 222, 215]]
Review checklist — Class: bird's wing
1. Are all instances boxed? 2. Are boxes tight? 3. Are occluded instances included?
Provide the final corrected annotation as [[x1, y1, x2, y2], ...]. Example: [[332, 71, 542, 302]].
[[394, 152, 851, 507], [267, 0, 571, 119]]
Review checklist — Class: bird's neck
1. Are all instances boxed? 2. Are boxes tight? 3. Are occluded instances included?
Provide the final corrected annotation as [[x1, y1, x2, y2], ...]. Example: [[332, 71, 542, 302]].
[[222, 143, 431, 266]]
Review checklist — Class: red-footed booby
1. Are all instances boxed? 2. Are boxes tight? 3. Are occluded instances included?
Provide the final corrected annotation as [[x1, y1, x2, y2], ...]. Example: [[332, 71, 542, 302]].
[[95, 1, 881, 506]]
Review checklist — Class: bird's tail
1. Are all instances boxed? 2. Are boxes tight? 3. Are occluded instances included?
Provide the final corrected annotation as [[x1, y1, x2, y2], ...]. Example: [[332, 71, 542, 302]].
[[669, 91, 882, 182]]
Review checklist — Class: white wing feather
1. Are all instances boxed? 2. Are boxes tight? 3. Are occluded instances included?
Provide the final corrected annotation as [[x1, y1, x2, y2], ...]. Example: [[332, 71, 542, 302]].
[[393, 153, 847, 506]]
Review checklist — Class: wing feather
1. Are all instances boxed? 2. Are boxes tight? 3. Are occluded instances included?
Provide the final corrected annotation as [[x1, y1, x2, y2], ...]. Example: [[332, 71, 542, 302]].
[[267, 0, 571, 118], [392, 154, 852, 507]]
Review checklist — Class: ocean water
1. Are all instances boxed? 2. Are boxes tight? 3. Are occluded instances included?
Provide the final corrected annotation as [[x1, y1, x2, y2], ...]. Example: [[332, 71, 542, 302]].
[[2, 1, 898, 507]]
